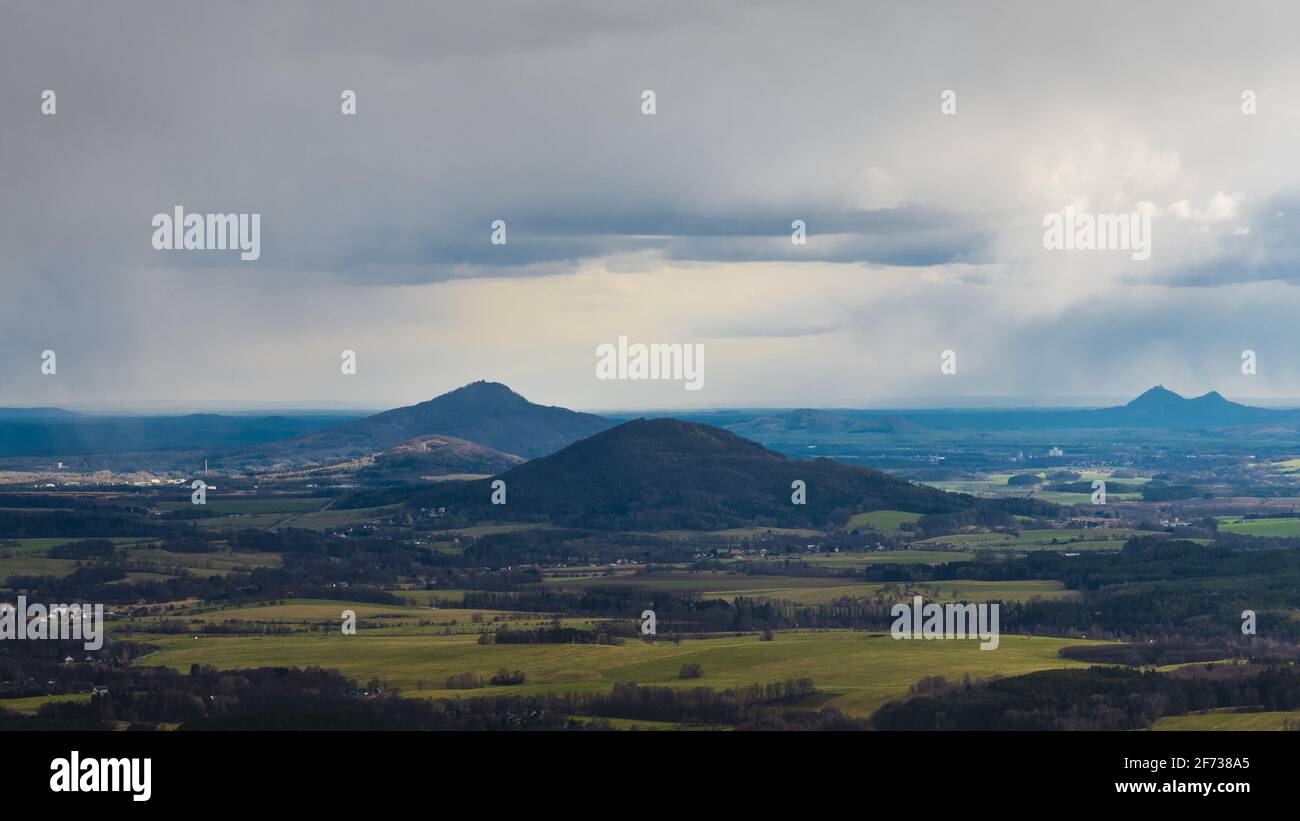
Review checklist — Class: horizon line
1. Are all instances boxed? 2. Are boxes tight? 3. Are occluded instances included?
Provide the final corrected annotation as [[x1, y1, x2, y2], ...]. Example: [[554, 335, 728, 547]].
[[10, 392, 1300, 415]]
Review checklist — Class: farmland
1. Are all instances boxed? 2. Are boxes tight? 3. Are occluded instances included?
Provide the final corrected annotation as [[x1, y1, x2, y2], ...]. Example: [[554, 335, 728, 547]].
[[1151, 709, 1300, 731], [7, 391, 1300, 733], [844, 510, 922, 533], [540, 571, 1073, 604], [1218, 517, 1300, 538], [134, 625, 1097, 719]]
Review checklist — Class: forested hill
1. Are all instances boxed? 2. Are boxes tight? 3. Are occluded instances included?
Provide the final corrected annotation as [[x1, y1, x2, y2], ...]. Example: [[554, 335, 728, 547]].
[[411, 418, 1056, 530]]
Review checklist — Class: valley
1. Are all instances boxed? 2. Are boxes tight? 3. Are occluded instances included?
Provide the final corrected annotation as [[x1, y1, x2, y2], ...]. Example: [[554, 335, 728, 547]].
[[4, 382, 1300, 731]]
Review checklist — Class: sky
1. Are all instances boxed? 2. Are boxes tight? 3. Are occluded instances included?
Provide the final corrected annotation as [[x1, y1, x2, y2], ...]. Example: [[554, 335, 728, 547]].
[[4, 0, 1300, 411]]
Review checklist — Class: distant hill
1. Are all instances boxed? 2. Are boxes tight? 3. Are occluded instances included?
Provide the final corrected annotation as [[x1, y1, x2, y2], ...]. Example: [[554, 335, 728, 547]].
[[729, 409, 922, 436], [413, 418, 1051, 530], [217, 381, 613, 468], [0, 407, 81, 419], [1082, 386, 1282, 428], [360, 434, 524, 480], [4, 384, 1287, 467], [799, 386, 1300, 432]]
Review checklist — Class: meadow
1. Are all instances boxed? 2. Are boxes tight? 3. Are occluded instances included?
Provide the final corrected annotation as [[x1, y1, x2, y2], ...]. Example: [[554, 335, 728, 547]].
[[543, 571, 870, 594], [542, 572, 1073, 604], [425, 522, 551, 538], [155, 497, 325, 515], [0, 556, 81, 577], [1151, 709, 1300, 731], [843, 510, 922, 533], [781, 549, 970, 566], [0, 536, 152, 554], [120, 598, 551, 636], [134, 627, 1099, 718], [923, 471, 1144, 504], [915, 528, 1144, 552], [0, 693, 92, 714], [1218, 517, 1300, 538], [192, 503, 401, 531], [0, 541, 282, 586]]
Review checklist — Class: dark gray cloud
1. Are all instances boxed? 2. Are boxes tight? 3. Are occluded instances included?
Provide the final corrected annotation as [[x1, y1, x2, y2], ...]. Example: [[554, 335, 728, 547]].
[[0, 0, 1020, 287]]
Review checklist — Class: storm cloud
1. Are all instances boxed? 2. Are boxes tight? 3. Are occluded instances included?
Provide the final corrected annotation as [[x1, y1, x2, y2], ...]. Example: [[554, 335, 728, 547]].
[[4, 1, 1300, 408]]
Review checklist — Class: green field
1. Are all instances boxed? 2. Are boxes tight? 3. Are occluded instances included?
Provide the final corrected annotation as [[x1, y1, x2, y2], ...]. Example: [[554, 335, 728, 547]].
[[0, 536, 152, 555], [543, 571, 870, 594], [1, 545, 283, 587], [0, 693, 92, 713], [796, 549, 969, 566], [1219, 517, 1300, 537], [924, 471, 1144, 505], [122, 598, 540, 635], [156, 497, 325, 514], [719, 579, 1073, 605], [916, 528, 1141, 551], [399, 589, 468, 606], [196, 512, 293, 530], [1152, 709, 1300, 731], [651, 527, 825, 540], [1034, 492, 1141, 504], [1271, 458, 1300, 473], [283, 505, 402, 531], [427, 522, 552, 538], [844, 510, 922, 533], [192, 504, 401, 532], [0, 556, 82, 579], [135, 628, 1099, 718], [873, 579, 1076, 602], [127, 547, 282, 575], [925, 477, 1018, 495], [542, 572, 1073, 605], [584, 716, 687, 730]]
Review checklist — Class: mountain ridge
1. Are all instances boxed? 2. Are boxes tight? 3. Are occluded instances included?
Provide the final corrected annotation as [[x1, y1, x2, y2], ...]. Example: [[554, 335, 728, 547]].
[[210, 380, 614, 469], [1086, 385, 1278, 428], [2, 385, 1296, 465]]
